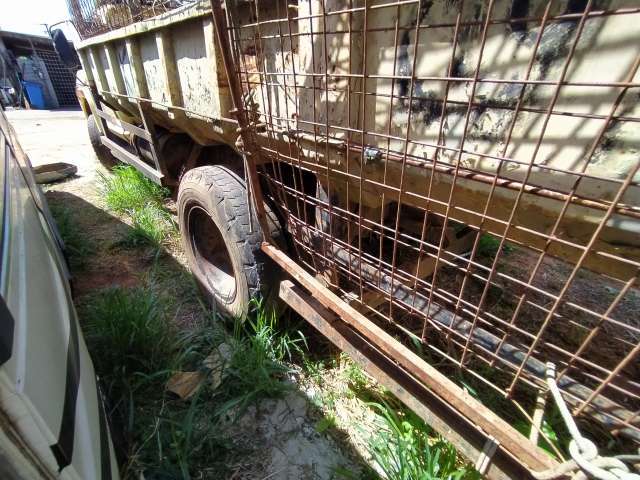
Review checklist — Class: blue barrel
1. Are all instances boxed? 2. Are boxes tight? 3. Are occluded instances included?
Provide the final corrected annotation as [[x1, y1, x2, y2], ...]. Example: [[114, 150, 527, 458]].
[[22, 81, 46, 109]]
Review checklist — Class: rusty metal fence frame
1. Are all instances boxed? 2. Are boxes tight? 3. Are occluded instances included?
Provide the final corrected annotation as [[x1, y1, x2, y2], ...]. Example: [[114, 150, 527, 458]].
[[210, 0, 640, 477], [66, 0, 198, 39]]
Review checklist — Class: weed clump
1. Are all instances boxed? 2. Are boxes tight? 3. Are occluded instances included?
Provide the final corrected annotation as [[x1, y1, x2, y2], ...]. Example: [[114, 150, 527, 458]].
[[81, 287, 306, 478], [125, 203, 176, 248], [342, 357, 369, 394], [99, 165, 168, 213], [217, 302, 307, 417], [365, 403, 478, 480], [83, 286, 176, 394], [99, 166, 175, 248], [476, 233, 513, 260]]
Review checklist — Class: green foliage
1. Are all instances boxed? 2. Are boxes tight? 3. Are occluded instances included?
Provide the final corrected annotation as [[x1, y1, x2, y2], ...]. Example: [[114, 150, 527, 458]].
[[342, 357, 369, 394], [99, 165, 169, 214], [49, 204, 94, 270], [132, 388, 231, 480], [514, 406, 569, 459], [476, 234, 513, 259], [365, 403, 478, 480], [81, 287, 233, 478], [315, 414, 337, 433], [82, 287, 176, 396], [125, 204, 176, 248], [99, 166, 175, 249], [80, 286, 310, 478], [303, 357, 326, 381], [216, 302, 307, 417]]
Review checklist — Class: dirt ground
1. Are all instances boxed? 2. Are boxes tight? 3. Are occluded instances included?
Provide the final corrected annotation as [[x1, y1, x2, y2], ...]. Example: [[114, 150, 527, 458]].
[[6, 108, 371, 479]]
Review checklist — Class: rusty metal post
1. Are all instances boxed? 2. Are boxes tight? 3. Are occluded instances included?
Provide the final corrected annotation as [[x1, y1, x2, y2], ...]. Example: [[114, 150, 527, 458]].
[[208, 0, 272, 241]]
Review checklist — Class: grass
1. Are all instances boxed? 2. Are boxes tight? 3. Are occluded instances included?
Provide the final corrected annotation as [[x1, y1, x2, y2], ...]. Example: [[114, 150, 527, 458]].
[[362, 403, 478, 480], [303, 357, 327, 381], [134, 388, 230, 479], [215, 301, 307, 418], [300, 352, 478, 480], [49, 204, 94, 270], [476, 233, 513, 259], [83, 286, 176, 379], [99, 165, 169, 213], [124, 203, 176, 248], [81, 285, 178, 441], [80, 286, 305, 478], [341, 355, 370, 396], [99, 165, 175, 249], [88, 164, 483, 478], [80, 275, 479, 480], [315, 414, 338, 433]]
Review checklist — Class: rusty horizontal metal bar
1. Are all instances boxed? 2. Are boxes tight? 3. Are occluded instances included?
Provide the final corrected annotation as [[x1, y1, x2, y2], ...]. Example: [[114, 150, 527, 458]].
[[263, 243, 557, 472], [235, 70, 640, 92], [279, 279, 558, 480], [100, 136, 163, 184], [258, 150, 640, 282], [324, 241, 640, 440], [254, 132, 640, 220]]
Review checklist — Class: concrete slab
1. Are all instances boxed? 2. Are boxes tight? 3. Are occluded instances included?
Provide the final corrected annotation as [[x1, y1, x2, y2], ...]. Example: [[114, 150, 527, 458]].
[[5, 108, 99, 184]]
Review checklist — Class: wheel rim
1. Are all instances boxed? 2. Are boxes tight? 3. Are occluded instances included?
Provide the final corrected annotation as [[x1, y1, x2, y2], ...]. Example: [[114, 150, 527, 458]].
[[186, 204, 237, 303]]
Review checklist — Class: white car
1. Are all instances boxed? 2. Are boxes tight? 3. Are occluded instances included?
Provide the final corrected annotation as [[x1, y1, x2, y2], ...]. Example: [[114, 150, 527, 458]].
[[0, 109, 119, 480]]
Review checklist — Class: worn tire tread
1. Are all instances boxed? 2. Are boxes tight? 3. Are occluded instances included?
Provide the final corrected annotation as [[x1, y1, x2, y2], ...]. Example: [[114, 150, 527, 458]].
[[178, 165, 281, 316]]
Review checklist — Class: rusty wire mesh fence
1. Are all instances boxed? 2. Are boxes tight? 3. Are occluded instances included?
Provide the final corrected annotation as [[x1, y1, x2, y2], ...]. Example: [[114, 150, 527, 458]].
[[66, 0, 197, 39], [224, 0, 640, 449]]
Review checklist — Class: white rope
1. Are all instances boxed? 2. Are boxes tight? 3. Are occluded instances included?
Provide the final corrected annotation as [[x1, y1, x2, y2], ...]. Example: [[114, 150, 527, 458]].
[[532, 363, 640, 480]]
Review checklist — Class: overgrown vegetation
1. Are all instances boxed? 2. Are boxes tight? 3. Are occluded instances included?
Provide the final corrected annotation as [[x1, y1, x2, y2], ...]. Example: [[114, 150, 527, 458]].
[[80, 285, 304, 478], [49, 204, 94, 270], [68, 164, 482, 479], [216, 302, 306, 417], [364, 404, 478, 480], [125, 203, 176, 248], [315, 358, 480, 480], [99, 165, 176, 249], [80, 276, 477, 479], [100, 165, 168, 213], [83, 286, 177, 401]]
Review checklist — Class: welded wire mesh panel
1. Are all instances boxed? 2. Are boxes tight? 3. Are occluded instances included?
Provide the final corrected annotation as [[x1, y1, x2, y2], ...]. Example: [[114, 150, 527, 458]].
[[229, 0, 640, 451], [66, 0, 197, 39], [35, 49, 78, 106]]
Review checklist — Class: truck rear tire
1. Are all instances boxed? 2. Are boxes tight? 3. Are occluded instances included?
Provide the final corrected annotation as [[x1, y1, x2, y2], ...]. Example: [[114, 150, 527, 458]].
[[177, 165, 282, 318], [87, 114, 118, 169]]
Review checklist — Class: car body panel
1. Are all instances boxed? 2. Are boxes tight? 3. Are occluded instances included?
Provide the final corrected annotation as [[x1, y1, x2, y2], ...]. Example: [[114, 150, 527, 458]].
[[0, 109, 118, 480]]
